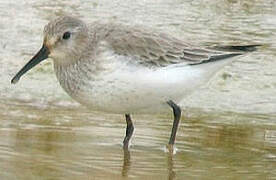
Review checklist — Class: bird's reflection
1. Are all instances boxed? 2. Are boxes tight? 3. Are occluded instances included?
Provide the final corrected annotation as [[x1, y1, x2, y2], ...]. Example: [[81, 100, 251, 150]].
[[167, 153, 176, 180], [121, 148, 131, 177], [121, 147, 176, 179]]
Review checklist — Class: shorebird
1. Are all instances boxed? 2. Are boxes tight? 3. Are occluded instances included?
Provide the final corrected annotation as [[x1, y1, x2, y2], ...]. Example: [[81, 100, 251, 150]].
[[11, 16, 258, 150]]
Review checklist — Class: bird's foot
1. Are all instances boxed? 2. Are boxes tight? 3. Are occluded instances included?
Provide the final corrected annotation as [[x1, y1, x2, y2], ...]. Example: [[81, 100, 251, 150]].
[[166, 144, 177, 155], [123, 142, 129, 150]]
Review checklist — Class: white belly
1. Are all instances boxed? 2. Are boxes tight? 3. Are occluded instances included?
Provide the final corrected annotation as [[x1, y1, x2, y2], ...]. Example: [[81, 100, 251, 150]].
[[67, 63, 207, 114]]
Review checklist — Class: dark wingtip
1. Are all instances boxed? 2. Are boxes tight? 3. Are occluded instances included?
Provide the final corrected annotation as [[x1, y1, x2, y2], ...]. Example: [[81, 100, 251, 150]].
[[213, 44, 262, 52], [226, 45, 261, 52]]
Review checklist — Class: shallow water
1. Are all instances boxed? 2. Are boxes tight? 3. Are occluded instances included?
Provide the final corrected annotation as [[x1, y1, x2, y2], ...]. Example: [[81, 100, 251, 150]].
[[0, 0, 276, 179]]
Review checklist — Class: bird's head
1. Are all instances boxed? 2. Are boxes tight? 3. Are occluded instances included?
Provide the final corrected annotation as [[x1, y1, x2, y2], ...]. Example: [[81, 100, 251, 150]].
[[11, 16, 89, 84]]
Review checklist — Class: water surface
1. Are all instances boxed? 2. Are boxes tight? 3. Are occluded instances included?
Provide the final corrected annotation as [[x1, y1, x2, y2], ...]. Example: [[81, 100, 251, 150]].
[[0, 0, 276, 179]]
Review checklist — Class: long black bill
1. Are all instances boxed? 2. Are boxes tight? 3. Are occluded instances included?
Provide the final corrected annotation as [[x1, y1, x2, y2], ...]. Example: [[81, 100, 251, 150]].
[[11, 44, 50, 84]]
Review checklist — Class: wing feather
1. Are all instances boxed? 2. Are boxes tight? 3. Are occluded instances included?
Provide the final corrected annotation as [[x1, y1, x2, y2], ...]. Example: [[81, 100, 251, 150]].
[[90, 22, 258, 68]]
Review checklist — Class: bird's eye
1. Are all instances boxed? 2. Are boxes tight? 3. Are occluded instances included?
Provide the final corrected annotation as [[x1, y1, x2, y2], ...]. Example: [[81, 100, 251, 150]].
[[62, 32, 71, 40]]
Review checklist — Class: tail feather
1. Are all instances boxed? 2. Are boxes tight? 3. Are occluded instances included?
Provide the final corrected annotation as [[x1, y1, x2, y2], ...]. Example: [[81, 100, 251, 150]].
[[212, 44, 261, 52], [190, 44, 260, 66]]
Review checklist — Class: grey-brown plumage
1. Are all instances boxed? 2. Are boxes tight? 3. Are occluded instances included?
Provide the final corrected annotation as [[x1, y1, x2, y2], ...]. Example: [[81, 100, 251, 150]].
[[82, 19, 259, 68]]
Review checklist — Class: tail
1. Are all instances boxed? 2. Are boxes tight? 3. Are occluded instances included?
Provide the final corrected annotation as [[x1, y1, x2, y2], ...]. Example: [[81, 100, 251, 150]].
[[211, 44, 261, 52], [190, 44, 260, 66], [189, 44, 261, 80]]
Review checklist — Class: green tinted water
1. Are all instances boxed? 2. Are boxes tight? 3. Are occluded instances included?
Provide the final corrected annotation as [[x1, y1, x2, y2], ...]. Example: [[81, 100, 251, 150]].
[[0, 0, 275, 179]]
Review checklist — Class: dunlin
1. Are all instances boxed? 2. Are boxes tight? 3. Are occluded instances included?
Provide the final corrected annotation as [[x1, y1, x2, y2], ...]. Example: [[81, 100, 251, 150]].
[[11, 16, 259, 150]]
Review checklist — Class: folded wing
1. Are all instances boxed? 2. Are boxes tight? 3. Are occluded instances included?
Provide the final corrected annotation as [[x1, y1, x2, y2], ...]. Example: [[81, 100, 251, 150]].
[[95, 23, 259, 68]]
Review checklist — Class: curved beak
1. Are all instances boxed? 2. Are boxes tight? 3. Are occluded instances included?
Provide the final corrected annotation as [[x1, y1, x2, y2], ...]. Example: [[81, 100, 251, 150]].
[[11, 44, 50, 84]]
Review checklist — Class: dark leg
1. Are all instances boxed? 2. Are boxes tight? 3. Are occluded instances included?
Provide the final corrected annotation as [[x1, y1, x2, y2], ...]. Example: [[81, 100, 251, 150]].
[[123, 114, 134, 149], [167, 100, 181, 145]]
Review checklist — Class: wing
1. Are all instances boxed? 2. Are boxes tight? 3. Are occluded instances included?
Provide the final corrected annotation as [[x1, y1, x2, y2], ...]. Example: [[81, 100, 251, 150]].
[[92, 22, 259, 68]]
